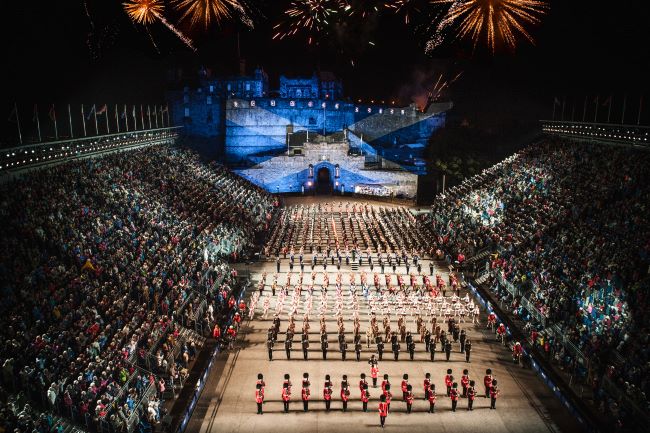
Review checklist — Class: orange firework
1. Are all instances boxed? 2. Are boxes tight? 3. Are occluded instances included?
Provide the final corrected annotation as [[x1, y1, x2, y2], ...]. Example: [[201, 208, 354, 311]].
[[123, 0, 164, 24], [428, 0, 548, 53], [174, 0, 253, 29], [273, 0, 346, 45], [122, 0, 196, 51]]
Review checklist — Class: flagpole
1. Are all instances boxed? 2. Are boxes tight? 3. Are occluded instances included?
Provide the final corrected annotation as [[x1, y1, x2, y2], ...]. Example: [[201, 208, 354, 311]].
[[52, 105, 59, 140], [621, 94, 627, 124], [593, 95, 599, 123], [147, 105, 152, 129], [166, 103, 170, 127], [154, 105, 159, 128], [93, 104, 99, 135], [140, 105, 144, 130], [124, 104, 129, 132], [607, 95, 612, 123], [105, 105, 110, 134], [561, 97, 566, 121], [552, 97, 556, 121], [68, 104, 73, 139], [115, 104, 120, 133], [571, 98, 576, 121], [582, 96, 587, 122], [35, 104, 42, 142], [14, 103, 23, 145], [81, 104, 87, 137], [638, 95, 643, 125]]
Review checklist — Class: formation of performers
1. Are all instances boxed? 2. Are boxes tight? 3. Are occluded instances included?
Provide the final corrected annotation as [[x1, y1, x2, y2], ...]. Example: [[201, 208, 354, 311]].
[[249, 269, 479, 363], [254, 365, 501, 424], [273, 246, 431, 274], [265, 202, 436, 258], [264, 311, 476, 364]]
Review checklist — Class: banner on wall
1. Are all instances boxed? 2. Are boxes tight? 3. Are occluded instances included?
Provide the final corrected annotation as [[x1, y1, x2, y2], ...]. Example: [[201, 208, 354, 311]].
[[354, 184, 391, 196]]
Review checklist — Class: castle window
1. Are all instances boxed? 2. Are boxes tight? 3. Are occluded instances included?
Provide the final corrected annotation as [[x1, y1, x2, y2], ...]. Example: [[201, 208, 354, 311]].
[[355, 107, 359, 113], [183, 94, 189, 104], [296, 89, 302, 98], [379, 108, 383, 114], [206, 96, 212, 105], [335, 103, 340, 109], [321, 102, 326, 108], [290, 101, 295, 107], [367, 107, 372, 113], [390, 109, 394, 114], [184, 108, 190, 117], [270, 100, 276, 107], [245, 83, 251, 91], [308, 101, 313, 107], [209, 85, 214, 93], [227, 83, 231, 91], [401, 109, 405, 115], [250, 100, 256, 107]]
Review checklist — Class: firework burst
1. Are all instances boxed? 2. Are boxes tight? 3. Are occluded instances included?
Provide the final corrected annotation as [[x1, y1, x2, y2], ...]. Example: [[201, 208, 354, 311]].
[[273, 0, 346, 45], [427, 70, 463, 101], [345, 0, 390, 19], [428, 0, 548, 53], [389, 0, 436, 25], [123, 0, 196, 51], [174, 0, 253, 29]]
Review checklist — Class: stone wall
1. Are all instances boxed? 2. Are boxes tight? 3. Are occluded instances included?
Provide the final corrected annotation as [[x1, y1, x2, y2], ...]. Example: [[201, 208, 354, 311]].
[[235, 139, 419, 198]]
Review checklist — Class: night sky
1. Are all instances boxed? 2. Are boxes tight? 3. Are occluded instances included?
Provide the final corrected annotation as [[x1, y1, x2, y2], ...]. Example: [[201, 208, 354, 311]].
[[2, 0, 649, 144]]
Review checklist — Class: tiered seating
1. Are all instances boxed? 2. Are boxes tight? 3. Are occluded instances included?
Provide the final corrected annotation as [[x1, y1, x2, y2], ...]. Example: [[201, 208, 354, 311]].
[[421, 137, 650, 419], [0, 146, 264, 431]]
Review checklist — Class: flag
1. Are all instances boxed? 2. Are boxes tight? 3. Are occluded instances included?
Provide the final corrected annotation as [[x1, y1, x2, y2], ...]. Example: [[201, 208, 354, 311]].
[[7, 105, 17, 123], [97, 104, 107, 115], [32, 105, 38, 122], [162, 105, 169, 113], [553, 97, 561, 105], [602, 95, 612, 106], [87, 105, 96, 120], [48, 105, 56, 121]]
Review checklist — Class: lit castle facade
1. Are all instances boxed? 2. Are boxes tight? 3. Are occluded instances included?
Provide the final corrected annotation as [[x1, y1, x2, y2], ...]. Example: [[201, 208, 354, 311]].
[[167, 67, 451, 198]]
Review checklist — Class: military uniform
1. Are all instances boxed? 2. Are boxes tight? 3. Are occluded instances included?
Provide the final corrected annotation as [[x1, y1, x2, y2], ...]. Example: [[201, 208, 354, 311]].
[[302, 335, 309, 360], [267, 338, 274, 361]]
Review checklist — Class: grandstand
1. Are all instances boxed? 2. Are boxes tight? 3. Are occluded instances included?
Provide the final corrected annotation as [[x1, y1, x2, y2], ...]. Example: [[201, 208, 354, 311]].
[[0, 126, 647, 433]]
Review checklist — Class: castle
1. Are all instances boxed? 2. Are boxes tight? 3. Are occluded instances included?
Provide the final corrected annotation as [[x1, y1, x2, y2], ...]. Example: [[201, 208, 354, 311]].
[[167, 67, 451, 198]]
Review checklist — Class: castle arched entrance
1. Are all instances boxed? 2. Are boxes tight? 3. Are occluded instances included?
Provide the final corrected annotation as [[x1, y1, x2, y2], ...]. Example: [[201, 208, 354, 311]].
[[316, 166, 332, 194]]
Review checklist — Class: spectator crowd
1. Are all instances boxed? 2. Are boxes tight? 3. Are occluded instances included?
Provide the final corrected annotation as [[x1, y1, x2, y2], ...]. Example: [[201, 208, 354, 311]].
[[0, 146, 277, 432], [420, 138, 650, 424]]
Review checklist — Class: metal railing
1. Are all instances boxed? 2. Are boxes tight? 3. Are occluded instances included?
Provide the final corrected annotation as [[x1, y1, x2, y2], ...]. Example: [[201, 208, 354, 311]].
[[0, 126, 181, 174], [540, 120, 649, 147]]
